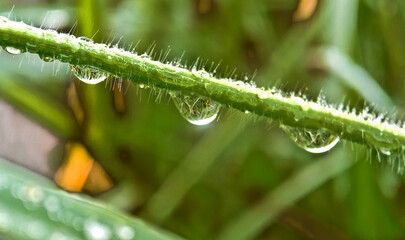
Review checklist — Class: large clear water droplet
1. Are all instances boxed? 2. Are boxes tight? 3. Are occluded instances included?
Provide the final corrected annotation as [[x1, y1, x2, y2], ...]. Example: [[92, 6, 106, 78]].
[[3, 46, 22, 55], [70, 36, 108, 84], [281, 125, 340, 153], [70, 65, 109, 84], [170, 93, 221, 126]]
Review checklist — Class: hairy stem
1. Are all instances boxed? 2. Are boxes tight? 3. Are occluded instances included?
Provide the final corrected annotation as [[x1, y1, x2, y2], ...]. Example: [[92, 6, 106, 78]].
[[0, 17, 404, 151]]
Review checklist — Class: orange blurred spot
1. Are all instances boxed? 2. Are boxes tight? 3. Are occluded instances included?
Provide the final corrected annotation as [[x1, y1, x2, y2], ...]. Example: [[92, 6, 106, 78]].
[[83, 161, 114, 195], [55, 142, 94, 192], [293, 0, 318, 21]]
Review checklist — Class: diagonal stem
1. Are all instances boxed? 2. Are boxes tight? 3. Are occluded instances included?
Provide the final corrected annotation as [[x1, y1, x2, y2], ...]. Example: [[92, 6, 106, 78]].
[[0, 17, 404, 152]]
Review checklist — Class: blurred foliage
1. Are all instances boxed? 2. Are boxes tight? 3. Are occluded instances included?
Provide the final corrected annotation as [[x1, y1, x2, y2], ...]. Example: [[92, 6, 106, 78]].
[[1, 0, 405, 239]]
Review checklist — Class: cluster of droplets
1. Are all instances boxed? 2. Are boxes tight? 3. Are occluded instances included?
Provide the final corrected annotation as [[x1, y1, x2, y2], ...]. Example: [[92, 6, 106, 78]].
[[170, 92, 221, 126]]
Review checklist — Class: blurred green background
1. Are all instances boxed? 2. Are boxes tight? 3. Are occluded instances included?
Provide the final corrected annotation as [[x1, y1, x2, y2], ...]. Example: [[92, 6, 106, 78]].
[[1, 0, 405, 239]]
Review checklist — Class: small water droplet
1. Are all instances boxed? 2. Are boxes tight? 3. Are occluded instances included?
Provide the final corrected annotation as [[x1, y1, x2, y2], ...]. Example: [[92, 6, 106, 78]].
[[78, 36, 93, 43], [25, 185, 44, 203], [281, 125, 340, 153], [0, 212, 10, 231], [116, 226, 135, 240], [258, 91, 269, 99], [170, 93, 221, 126], [50, 232, 70, 240], [0, 174, 9, 190], [84, 219, 112, 240], [381, 149, 391, 156], [44, 196, 60, 213], [4, 46, 22, 55], [195, 70, 210, 78], [140, 53, 150, 59], [377, 146, 393, 156], [70, 65, 109, 84], [40, 55, 54, 62]]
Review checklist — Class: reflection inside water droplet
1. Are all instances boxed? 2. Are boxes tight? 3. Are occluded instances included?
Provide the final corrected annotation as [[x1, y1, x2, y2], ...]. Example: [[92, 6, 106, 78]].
[[170, 93, 221, 126], [280, 125, 340, 153], [4, 46, 22, 55], [70, 65, 109, 84]]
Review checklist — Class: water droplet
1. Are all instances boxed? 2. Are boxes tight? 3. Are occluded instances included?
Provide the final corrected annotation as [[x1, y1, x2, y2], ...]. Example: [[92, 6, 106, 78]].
[[0, 212, 10, 231], [381, 149, 391, 156], [40, 55, 54, 62], [0, 174, 9, 190], [70, 65, 109, 84], [84, 219, 112, 240], [116, 226, 135, 240], [50, 232, 70, 240], [258, 91, 269, 99], [78, 36, 93, 43], [44, 196, 60, 213], [26, 221, 46, 240], [73, 217, 84, 231], [25, 186, 44, 203], [377, 146, 394, 156], [170, 93, 221, 126], [281, 125, 340, 153], [4, 46, 22, 55]]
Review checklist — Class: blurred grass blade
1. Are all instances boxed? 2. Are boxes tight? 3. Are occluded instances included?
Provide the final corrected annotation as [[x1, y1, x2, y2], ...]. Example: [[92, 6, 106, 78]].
[[144, 119, 247, 223], [262, 0, 330, 83], [327, 0, 359, 51], [0, 157, 184, 240], [218, 148, 354, 240], [323, 47, 394, 110]]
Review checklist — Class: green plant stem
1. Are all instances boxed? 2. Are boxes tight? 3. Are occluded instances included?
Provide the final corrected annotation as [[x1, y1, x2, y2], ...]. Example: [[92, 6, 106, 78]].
[[0, 157, 184, 240], [0, 17, 404, 151], [218, 148, 354, 240]]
